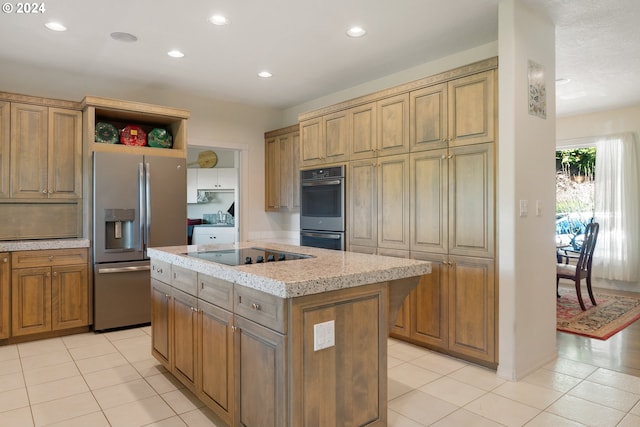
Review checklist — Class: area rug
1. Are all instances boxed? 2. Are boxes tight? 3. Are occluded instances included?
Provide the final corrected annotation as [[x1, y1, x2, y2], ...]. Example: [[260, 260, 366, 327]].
[[557, 288, 640, 339]]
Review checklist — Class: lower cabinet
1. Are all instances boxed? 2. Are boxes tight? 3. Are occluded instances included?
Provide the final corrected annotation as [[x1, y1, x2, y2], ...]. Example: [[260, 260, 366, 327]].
[[150, 260, 388, 427], [0, 253, 9, 339], [11, 248, 88, 337], [390, 252, 496, 366]]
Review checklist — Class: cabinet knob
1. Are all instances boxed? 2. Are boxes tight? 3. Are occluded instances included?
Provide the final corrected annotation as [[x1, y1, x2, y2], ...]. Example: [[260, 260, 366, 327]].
[[165, 293, 170, 299], [2, 257, 7, 263], [48, 255, 54, 261], [251, 303, 261, 311]]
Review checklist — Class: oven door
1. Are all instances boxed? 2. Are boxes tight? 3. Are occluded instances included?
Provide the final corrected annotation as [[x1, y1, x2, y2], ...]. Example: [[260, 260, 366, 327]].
[[300, 179, 345, 232], [300, 231, 345, 251]]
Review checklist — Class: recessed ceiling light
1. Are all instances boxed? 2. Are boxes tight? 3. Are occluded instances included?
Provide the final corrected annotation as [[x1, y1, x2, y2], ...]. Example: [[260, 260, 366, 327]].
[[556, 78, 572, 85], [209, 14, 228, 25], [168, 50, 185, 58], [346, 26, 367, 38], [110, 32, 138, 43], [258, 71, 273, 78], [45, 22, 67, 32]]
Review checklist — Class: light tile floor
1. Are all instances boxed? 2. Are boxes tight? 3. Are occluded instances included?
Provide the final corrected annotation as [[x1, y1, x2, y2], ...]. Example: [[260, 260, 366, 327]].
[[1, 327, 640, 426]]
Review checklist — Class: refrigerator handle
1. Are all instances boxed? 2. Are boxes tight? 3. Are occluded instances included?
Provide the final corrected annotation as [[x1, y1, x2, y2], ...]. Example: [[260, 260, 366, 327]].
[[145, 162, 151, 250], [138, 162, 145, 252]]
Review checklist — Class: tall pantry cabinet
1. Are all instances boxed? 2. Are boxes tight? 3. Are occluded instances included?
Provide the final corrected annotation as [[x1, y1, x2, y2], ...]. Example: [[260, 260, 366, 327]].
[[394, 69, 497, 365]]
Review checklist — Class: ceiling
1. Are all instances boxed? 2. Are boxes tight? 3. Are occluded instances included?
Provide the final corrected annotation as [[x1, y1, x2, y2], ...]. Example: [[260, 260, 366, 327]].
[[0, 0, 638, 117]]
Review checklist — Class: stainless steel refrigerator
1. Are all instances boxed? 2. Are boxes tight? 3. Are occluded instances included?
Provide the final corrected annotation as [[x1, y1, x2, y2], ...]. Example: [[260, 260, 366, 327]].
[[93, 151, 186, 331]]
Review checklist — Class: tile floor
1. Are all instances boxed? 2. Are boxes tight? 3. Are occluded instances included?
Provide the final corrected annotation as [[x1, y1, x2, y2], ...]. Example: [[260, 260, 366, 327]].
[[0, 327, 639, 427]]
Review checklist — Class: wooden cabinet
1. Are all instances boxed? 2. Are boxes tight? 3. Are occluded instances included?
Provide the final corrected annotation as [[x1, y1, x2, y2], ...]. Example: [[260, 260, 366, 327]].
[[348, 155, 409, 251], [151, 279, 172, 369], [300, 115, 349, 167], [198, 299, 234, 425], [0, 102, 9, 199], [172, 288, 198, 391], [447, 255, 496, 362], [349, 102, 377, 160], [265, 125, 300, 212], [377, 94, 409, 156], [11, 248, 88, 337], [448, 70, 495, 148], [10, 104, 81, 199], [410, 70, 495, 152], [0, 253, 9, 339], [234, 314, 287, 427]]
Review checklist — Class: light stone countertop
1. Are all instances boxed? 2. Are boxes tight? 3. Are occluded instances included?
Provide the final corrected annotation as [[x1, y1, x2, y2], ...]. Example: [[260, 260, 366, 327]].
[[148, 241, 431, 298], [0, 239, 90, 252]]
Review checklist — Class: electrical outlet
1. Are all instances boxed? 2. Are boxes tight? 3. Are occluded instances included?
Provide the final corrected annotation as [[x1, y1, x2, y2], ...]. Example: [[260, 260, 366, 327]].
[[519, 200, 528, 217], [313, 320, 335, 351]]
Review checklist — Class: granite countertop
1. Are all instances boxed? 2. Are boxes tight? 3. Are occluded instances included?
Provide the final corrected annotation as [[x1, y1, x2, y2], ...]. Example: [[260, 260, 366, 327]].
[[0, 239, 90, 252], [148, 242, 431, 298]]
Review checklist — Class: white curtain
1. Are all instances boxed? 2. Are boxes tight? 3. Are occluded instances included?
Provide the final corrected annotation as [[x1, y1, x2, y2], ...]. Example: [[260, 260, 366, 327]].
[[593, 132, 640, 281]]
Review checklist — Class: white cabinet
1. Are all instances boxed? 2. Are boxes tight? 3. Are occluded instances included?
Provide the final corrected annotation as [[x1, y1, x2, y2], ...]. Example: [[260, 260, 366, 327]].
[[187, 169, 198, 204], [192, 226, 236, 245], [197, 168, 236, 190]]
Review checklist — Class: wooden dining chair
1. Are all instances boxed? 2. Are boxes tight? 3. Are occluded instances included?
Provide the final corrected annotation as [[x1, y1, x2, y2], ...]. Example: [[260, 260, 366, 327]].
[[556, 222, 600, 310]]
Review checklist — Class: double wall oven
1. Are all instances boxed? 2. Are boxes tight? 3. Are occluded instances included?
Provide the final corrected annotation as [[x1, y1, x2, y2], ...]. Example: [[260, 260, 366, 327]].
[[300, 165, 345, 250]]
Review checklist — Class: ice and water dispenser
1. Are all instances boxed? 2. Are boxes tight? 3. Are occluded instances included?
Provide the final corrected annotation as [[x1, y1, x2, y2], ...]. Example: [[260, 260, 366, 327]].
[[104, 209, 135, 251]]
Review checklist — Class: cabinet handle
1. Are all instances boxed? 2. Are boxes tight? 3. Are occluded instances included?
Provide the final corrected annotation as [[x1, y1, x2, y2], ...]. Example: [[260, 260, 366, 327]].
[[2, 257, 7, 263], [447, 155, 453, 159], [191, 307, 197, 312], [251, 303, 261, 311], [165, 293, 170, 299], [53, 272, 57, 277], [48, 255, 54, 261], [441, 154, 446, 160], [231, 325, 237, 332]]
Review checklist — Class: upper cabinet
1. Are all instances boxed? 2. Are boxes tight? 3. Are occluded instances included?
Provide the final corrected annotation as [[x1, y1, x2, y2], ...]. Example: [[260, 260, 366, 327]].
[[265, 125, 300, 212], [81, 96, 189, 159], [298, 59, 496, 167], [9, 103, 82, 199], [197, 168, 236, 190], [410, 70, 495, 152]]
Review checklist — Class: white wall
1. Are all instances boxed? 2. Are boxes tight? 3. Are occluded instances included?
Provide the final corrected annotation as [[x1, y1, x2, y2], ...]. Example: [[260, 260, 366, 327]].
[[497, 0, 557, 380], [557, 105, 640, 292]]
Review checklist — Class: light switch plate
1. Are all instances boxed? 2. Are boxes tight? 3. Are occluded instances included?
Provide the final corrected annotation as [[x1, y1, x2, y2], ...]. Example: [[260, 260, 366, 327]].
[[313, 320, 335, 351]]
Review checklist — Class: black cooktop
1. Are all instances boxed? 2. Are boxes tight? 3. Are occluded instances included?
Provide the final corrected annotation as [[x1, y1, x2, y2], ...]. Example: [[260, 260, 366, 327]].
[[185, 247, 314, 266]]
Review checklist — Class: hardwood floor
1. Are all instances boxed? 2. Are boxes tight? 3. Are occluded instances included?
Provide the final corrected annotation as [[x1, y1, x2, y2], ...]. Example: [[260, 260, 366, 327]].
[[557, 286, 640, 377]]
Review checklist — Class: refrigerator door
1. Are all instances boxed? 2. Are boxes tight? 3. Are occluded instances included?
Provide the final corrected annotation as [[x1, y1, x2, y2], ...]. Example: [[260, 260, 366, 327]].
[[144, 155, 187, 254], [94, 151, 144, 263]]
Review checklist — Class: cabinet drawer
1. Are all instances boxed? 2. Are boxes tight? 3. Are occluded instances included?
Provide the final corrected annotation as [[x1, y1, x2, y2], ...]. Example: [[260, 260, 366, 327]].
[[151, 259, 171, 283], [11, 248, 87, 268], [234, 285, 286, 334], [171, 265, 197, 296], [198, 274, 233, 311]]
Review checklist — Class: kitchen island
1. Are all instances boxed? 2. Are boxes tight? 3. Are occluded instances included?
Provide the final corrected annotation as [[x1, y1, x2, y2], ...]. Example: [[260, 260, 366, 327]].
[[148, 242, 431, 427]]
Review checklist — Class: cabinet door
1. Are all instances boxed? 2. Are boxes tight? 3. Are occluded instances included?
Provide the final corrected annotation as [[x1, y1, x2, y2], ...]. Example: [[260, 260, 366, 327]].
[[379, 248, 410, 338], [410, 83, 447, 151], [198, 300, 234, 425], [51, 263, 88, 330], [377, 154, 410, 250], [448, 70, 495, 147], [48, 108, 82, 199], [323, 110, 349, 164], [300, 117, 323, 166], [151, 279, 172, 369], [11, 266, 51, 336], [172, 288, 198, 391], [187, 169, 198, 203], [10, 103, 48, 198], [348, 160, 378, 248], [0, 253, 9, 339], [197, 169, 218, 189], [291, 132, 301, 210], [448, 256, 496, 363], [377, 93, 409, 157], [0, 102, 9, 199], [265, 137, 281, 210], [410, 252, 448, 348], [235, 315, 287, 427], [449, 143, 495, 258], [277, 135, 292, 210], [217, 168, 237, 190], [410, 149, 448, 254], [349, 102, 377, 160]]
